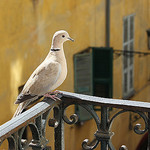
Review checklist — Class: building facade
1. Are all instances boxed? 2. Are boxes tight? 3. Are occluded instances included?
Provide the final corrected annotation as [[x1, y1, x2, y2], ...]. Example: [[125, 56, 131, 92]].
[[0, 0, 150, 149]]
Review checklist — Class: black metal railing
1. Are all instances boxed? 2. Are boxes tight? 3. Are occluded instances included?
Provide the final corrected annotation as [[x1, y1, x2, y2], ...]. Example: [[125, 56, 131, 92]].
[[0, 91, 150, 150]]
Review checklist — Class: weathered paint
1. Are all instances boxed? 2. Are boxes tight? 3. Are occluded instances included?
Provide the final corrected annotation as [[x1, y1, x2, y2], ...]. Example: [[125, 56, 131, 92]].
[[0, 0, 149, 149], [111, 0, 150, 149]]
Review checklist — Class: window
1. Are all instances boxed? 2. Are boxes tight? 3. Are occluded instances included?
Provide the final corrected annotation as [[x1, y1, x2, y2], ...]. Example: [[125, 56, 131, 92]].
[[74, 47, 113, 97], [123, 15, 134, 98]]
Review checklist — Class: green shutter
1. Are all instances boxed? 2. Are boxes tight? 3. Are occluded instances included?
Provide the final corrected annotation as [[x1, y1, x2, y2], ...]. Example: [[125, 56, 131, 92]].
[[74, 47, 113, 122], [74, 53, 93, 95], [92, 47, 113, 98]]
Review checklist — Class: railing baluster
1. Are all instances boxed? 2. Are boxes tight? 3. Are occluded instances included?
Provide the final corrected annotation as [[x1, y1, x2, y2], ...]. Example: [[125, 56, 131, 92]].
[[148, 112, 150, 149], [35, 115, 42, 138], [54, 105, 64, 150], [101, 106, 109, 150], [13, 132, 18, 150]]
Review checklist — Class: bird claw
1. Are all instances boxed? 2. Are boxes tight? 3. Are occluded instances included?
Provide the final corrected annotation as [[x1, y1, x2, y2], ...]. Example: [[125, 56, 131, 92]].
[[44, 93, 61, 101], [47, 90, 62, 95]]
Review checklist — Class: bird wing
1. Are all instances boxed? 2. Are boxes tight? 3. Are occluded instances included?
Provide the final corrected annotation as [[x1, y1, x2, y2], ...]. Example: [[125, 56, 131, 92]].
[[15, 60, 61, 104]]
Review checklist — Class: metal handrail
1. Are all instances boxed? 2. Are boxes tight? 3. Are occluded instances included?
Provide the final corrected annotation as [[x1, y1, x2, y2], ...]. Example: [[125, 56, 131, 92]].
[[0, 99, 60, 140], [61, 91, 150, 112]]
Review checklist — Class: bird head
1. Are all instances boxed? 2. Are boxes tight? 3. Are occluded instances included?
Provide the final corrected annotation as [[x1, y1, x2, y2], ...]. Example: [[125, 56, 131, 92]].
[[52, 30, 74, 47]]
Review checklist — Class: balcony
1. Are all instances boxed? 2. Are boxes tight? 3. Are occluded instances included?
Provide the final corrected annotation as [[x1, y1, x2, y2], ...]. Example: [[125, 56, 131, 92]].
[[0, 91, 150, 150]]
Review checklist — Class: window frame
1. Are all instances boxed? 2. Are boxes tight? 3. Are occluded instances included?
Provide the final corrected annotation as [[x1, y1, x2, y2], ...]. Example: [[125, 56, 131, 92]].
[[122, 14, 135, 99]]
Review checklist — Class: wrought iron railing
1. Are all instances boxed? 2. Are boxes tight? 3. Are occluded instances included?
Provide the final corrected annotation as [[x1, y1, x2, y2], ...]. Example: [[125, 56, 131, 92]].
[[0, 91, 150, 150]]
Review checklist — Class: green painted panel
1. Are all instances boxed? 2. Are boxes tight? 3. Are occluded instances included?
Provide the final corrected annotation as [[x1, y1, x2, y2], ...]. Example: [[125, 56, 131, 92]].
[[92, 47, 113, 98], [74, 52, 93, 95]]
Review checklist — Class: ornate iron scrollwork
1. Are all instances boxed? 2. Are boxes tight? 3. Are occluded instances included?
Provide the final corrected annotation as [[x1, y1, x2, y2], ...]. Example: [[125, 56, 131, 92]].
[[0, 95, 149, 150], [60, 102, 149, 150], [48, 106, 61, 128], [108, 110, 148, 135], [61, 103, 101, 150], [62, 103, 78, 125], [82, 139, 99, 150], [7, 135, 16, 150]]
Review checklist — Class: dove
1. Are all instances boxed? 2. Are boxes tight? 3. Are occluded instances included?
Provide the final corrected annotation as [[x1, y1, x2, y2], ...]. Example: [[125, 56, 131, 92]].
[[13, 30, 74, 117]]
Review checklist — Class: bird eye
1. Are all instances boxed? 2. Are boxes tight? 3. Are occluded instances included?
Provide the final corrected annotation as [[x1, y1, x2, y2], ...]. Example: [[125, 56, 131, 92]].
[[62, 35, 65, 38]]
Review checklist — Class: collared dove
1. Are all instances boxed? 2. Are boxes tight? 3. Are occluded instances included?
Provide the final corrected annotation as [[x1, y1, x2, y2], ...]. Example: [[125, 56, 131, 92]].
[[13, 30, 74, 117]]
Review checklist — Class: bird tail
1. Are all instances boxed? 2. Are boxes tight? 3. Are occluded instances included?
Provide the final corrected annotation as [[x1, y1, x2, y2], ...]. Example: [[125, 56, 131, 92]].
[[12, 96, 42, 118], [12, 101, 30, 118]]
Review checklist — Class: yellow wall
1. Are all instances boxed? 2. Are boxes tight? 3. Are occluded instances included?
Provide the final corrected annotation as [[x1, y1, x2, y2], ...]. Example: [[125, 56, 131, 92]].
[[0, 0, 150, 150], [111, 0, 150, 149]]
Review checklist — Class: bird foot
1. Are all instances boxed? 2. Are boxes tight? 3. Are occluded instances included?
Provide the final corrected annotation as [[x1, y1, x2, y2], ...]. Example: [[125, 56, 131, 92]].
[[44, 91, 61, 101], [47, 90, 62, 95]]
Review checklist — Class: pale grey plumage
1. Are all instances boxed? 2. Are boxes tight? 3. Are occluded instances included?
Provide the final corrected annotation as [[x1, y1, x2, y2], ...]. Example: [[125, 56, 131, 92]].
[[13, 30, 74, 117]]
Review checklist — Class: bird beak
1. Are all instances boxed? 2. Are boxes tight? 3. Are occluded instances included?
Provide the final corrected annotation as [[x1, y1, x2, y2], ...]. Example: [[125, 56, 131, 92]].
[[68, 37, 74, 42]]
